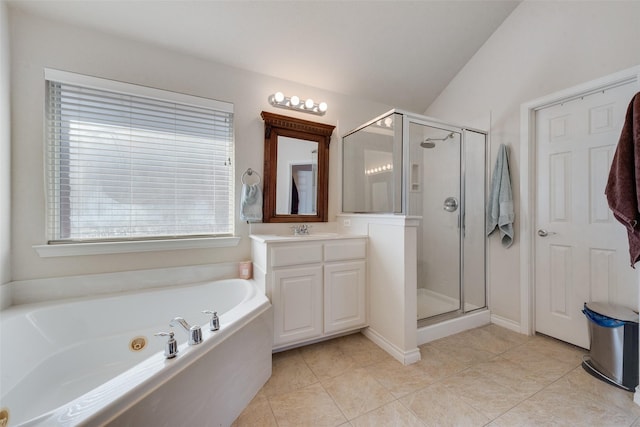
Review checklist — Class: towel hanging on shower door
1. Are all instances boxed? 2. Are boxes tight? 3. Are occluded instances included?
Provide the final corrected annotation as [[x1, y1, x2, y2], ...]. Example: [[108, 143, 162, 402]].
[[487, 144, 515, 248]]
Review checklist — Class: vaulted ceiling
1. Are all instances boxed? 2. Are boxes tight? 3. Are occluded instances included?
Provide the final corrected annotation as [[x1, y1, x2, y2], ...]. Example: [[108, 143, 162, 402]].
[[8, 0, 520, 112]]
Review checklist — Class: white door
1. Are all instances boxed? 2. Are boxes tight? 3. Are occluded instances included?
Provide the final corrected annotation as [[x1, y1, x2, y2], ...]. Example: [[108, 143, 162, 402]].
[[535, 82, 638, 348], [293, 169, 314, 214]]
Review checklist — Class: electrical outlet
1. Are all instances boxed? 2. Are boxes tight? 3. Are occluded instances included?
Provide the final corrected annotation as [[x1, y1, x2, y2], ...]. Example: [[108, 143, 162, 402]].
[[343, 219, 351, 227]]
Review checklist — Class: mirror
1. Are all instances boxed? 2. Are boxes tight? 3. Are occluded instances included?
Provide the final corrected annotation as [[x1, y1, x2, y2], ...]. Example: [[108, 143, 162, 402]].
[[261, 111, 335, 222]]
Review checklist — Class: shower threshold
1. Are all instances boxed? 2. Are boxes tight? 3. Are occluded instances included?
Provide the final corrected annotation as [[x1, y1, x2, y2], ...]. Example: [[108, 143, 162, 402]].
[[417, 309, 490, 345], [417, 288, 480, 321]]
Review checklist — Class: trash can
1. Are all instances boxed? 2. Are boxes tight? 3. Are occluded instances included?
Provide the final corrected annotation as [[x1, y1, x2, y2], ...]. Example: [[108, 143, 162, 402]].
[[582, 302, 639, 391]]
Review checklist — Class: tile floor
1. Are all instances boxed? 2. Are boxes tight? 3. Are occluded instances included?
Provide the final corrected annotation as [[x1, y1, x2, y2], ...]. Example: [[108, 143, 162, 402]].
[[232, 324, 640, 426]]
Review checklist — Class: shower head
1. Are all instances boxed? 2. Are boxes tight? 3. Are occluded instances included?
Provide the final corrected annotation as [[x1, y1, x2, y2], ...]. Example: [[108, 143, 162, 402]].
[[420, 132, 454, 149], [420, 141, 436, 149]]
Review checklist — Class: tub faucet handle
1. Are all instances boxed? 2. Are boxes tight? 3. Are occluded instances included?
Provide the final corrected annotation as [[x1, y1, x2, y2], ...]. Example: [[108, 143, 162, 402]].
[[169, 316, 203, 345], [203, 310, 220, 331], [155, 331, 178, 359]]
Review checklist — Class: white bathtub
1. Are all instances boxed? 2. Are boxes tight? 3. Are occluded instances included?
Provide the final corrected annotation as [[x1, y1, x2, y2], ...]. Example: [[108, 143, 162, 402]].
[[0, 278, 272, 427]]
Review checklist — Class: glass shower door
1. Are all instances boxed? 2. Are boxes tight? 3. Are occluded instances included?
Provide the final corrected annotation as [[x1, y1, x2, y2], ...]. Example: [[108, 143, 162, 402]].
[[408, 122, 462, 321]]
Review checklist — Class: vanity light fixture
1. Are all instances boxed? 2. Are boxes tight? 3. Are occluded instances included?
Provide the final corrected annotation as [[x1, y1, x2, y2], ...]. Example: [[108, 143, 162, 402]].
[[269, 92, 328, 116], [365, 163, 393, 175]]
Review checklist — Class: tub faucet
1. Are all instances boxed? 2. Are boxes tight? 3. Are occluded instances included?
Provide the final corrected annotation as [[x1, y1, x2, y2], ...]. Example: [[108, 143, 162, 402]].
[[169, 317, 203, 345], [292, 224, 310, 235]]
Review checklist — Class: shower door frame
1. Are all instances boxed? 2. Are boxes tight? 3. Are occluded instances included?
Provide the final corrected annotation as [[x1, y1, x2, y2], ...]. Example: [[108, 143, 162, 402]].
[[401, 112, 488, 323]]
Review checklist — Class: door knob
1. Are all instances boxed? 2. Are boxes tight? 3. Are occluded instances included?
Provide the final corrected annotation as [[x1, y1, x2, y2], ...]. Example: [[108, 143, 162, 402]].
[[443, 197, 459, 212], [537, 229, 556, 237]]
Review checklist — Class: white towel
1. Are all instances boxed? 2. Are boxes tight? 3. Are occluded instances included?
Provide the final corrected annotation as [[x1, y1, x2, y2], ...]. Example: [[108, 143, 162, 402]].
[[486, 144, 514, 248], [240, 183, 263, 223]]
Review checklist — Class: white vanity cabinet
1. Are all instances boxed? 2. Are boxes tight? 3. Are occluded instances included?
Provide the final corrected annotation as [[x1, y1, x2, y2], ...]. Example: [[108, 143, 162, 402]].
[[251, 234, 367, 350]]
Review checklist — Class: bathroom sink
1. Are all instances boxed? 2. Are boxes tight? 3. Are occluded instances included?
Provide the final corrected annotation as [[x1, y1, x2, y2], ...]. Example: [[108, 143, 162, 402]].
[[250, 233, 342, 242], [291, 232, 340, 238]]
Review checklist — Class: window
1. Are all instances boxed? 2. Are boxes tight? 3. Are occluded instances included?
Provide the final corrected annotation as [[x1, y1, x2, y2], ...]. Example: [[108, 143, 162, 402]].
[[45, 69, 234, 244]]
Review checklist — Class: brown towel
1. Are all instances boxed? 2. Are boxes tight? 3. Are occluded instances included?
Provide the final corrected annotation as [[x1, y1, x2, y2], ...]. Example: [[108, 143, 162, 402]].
[[605, 92, 640, 267]]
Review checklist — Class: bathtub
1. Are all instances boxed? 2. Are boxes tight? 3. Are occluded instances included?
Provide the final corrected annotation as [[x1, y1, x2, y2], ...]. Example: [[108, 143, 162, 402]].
[[0, 278, 272, 427]]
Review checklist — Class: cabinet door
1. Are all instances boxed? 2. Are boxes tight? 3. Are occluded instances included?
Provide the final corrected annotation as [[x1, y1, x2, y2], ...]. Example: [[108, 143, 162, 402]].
[[273, 265, 323, 347], [324, 261, 366, 334]]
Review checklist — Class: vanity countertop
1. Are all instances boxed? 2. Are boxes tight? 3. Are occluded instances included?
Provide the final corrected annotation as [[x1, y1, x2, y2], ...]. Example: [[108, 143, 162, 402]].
[[249, 233, 367, 243]]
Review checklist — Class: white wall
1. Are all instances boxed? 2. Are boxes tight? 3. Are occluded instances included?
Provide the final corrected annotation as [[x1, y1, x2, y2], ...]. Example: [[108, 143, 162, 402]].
[[425, 0, 640, 325], [0, 0, 11, 287], [9, 8, 391, 282]]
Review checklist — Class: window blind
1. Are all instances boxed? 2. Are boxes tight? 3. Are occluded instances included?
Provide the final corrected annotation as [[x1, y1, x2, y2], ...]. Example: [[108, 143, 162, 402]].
[[45, 70, 234, 242]]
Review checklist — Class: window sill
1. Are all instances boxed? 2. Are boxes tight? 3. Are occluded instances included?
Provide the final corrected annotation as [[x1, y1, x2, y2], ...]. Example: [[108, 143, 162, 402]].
[[33, 237, 242, 258]]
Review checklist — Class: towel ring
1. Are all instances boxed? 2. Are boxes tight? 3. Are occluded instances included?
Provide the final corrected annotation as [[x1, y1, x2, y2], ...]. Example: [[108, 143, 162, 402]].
[[242, 168, 261, 185]]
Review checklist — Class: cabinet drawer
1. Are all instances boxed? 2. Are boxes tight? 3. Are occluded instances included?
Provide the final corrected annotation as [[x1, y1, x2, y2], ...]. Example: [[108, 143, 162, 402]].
[[271, 244, 323, 267], [324, 239, 366, 262]]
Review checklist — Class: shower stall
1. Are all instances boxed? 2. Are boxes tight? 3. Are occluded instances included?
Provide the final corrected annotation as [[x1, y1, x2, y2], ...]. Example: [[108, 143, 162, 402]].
[[342, 110, 487, 333]]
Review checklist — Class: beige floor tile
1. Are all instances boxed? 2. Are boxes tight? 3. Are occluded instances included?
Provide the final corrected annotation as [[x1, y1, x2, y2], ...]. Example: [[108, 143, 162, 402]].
[[522, 378, 637, 426], [427, 333, 496, 365], [457, 325, 529, 355], [269, 382, 347, 427], [350, 400, 424, 427], [529, 367, 640, 425], [365, 358, 436, 398], [262, 349, 318, 398], [563, 366, 640, 415], [466, 355, 548, 395], [522, 333, 586, 365], [233, 325, 640, 427], [482, 324, 532, 346], [300, 340, 358, 380], [489, 399, 573, 427], [499, 342, 577, 384], [231, 394, 277, 427], [400, 381, 490, 427], [440, 369, 531, 419], [334, 332, 393, 367], [321, 367, 396, 420], [416, 343, 470, 380]]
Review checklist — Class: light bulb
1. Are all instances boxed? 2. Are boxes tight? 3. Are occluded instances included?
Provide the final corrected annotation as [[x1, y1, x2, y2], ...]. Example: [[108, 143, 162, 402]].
[[274, 92, 284, 103], [290, 95, 300, 106], [384, 117, 393, 127], [318, 102, 328, 112], [305, 98, 314, 109]]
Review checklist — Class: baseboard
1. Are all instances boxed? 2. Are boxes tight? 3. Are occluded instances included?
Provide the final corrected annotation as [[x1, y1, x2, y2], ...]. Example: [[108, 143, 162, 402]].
[[362, 327, 421, 365], [417, 309, 491, 345], [490, 314, 522, 334]]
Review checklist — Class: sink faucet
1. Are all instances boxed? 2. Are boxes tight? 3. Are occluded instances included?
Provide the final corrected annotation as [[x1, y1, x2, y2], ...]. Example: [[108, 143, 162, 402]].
[[169, 317, 203, 345], [292, 224, 310, 235]]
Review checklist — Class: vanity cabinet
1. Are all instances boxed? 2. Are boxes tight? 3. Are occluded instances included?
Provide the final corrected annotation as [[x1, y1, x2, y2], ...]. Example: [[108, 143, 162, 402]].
[[273, 265, 323, 345], [251, 235, 367, 350]]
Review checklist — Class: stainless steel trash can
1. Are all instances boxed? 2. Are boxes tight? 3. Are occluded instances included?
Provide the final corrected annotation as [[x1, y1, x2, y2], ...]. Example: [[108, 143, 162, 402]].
[[582, 302, 639, 391]]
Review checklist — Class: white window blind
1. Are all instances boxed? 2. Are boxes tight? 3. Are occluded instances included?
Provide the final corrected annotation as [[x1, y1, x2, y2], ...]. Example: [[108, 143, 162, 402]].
[[45, 70, 234, 243]]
